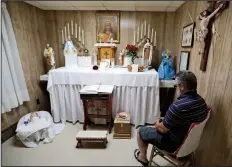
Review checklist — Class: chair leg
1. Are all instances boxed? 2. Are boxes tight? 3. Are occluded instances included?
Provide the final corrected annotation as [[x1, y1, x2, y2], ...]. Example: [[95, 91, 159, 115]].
[[149, 145, 155, 166]]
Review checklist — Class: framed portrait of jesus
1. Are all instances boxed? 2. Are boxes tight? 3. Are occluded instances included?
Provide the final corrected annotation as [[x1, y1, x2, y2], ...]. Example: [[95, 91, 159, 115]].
[[96, 12, 120, 43]]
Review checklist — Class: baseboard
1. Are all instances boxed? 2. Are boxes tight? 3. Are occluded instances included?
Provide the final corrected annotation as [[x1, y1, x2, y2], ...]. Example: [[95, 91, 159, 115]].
[[1, 123, 17, 144]]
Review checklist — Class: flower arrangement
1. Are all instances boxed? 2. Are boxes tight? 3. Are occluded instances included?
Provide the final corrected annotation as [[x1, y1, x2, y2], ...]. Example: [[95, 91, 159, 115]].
[[125, 44, 138, 64]]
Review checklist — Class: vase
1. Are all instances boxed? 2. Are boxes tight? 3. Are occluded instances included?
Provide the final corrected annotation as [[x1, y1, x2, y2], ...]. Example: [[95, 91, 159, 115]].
[[124, 57, 132, 66]]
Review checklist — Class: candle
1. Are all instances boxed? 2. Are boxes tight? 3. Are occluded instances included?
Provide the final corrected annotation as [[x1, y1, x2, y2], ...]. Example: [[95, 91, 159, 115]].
[[82, 29, 84, 45], [151, 28, 154, 43], [137, 26, 139, 42], [75, 23, 77, 38], [154, 31, 156, 46], [141, 24, 143, 39], [64, 26, 67, 41], [144, 20, 146, 36], [148, 24, 150, 39], [71, 20, 73, 35], [79, 26, 81, 41], [133, 30, 136, 45], [62, 30, 64, 44], [67, 23, 70, 37]]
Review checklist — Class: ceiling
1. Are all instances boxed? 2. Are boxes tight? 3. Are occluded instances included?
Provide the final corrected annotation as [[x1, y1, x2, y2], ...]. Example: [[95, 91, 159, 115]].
[[24, 1, 185, 12]]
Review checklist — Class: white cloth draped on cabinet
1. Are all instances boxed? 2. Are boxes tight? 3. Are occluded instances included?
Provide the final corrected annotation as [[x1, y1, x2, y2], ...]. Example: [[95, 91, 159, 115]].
[[49, 85, 159, 126], [1, 3, 30, 113], [48, 67, 160, 126]]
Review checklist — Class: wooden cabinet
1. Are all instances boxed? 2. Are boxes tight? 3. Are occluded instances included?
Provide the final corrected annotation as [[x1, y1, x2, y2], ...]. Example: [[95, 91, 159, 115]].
[[113, 113, 131, 139]]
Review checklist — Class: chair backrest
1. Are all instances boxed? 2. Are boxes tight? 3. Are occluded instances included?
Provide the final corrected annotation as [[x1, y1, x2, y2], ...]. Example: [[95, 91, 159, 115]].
[[174, 108, 211, 157]]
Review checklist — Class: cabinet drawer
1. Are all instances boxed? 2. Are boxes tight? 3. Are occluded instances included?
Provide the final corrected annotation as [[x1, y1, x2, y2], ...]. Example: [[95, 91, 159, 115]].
[[114, 123, 131, 134]]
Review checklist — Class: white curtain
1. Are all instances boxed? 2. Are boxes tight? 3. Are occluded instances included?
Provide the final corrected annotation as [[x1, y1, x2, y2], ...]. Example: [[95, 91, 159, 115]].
[[1, 3, 30, 113]]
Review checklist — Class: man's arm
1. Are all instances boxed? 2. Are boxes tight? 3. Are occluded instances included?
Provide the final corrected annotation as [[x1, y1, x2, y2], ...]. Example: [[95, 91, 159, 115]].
[[154, 120, 169, 133]]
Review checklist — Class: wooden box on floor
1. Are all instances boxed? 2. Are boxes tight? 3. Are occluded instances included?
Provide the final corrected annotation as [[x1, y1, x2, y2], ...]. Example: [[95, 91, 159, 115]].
[[113, 113, 131, 139]]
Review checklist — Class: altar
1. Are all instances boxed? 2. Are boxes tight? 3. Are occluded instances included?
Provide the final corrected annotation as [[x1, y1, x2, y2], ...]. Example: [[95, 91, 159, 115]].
[[47, 67, 160, 126]]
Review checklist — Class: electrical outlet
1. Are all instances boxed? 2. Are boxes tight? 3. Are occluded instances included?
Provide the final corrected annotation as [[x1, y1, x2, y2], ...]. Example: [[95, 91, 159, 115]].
[[36, 98, 40, 105]]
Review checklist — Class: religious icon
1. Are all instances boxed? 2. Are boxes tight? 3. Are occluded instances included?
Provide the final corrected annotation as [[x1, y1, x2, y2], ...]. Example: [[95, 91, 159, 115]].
[[96, 12, 120, 43], [44, 44, 55, 73]]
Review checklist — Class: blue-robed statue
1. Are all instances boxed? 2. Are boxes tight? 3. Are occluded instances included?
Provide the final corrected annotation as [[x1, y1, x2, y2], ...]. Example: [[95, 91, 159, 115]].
[[158, 50, 175, 80]]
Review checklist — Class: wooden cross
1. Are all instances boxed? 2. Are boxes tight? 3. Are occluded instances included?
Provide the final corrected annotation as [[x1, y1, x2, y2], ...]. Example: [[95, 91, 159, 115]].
[[199, 1, 229, 71], [104, 51, 109, 59]]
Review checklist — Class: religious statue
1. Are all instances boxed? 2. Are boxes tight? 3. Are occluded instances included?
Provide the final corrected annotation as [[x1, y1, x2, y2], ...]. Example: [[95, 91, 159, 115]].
[[196, 3, 224, 55], [44, 44, 55, 73], [119, 49, 125, 66], [158, 50, 175, 80], [64, 36, 77, 55], [64, 36, 78, 68], [98, 20, 115, 43], [142, 38, 153, 66]]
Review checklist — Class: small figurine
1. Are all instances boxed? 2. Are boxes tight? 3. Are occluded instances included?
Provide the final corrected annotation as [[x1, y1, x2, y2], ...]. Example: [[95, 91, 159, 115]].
[[119, 49, 125, 66], [44, 44, 55, 73]]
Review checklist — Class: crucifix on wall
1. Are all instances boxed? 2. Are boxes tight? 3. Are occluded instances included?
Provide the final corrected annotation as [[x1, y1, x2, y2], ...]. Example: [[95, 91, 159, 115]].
[[196, 1, 229, 71]]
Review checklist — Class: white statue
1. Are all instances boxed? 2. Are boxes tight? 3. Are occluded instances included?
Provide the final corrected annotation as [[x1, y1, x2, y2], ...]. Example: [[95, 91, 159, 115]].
[[64, 36, 78, 68], [196, 3, 223, 55], [119, 49, 125, 66], [44, 44, 55, 73], [142, 38, 153, 66]]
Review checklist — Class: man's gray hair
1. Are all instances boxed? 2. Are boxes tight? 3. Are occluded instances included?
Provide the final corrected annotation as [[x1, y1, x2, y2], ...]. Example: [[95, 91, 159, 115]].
[[175, 71, 197, 90]]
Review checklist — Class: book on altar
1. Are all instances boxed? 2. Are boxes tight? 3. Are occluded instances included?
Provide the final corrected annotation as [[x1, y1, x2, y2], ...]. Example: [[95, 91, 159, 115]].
[[79, 85, 114, 94]]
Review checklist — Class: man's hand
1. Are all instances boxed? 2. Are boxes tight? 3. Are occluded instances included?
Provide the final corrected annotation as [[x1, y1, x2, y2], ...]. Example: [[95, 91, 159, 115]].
[[154, 120, 169, 133]]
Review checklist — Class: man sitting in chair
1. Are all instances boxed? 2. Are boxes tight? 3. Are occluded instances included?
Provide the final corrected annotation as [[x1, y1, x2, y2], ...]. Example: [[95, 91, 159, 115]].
[[134, 71, 208, 166]]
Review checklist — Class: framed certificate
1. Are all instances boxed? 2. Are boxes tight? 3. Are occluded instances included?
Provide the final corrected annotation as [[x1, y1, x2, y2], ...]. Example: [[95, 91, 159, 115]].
[[179, 51, 190, 71]]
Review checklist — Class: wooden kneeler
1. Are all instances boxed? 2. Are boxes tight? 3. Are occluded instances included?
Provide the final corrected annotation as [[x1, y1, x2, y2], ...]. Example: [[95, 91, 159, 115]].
[[76, 130, 108, 148]]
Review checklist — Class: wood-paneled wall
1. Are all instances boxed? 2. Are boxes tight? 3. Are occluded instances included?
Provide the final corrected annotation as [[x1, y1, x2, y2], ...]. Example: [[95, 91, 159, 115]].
[[44, 10, 176, 69], [1, 2, 49, 131], [174, 1, 232, 165]]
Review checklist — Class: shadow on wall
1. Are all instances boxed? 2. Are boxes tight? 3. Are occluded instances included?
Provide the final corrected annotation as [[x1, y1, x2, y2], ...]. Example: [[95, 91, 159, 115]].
[[195, 100, 231, 165]]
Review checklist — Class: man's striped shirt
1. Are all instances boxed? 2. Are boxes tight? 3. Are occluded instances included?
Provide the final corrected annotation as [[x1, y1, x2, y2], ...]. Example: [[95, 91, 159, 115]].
[[163, 90, 208, 146]]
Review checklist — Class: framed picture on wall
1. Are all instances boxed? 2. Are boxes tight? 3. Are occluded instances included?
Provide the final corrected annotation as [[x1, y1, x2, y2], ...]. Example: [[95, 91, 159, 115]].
[[96, 12, 120, 43], [179, 51, 190, 71], [181, 22, 195, 47]]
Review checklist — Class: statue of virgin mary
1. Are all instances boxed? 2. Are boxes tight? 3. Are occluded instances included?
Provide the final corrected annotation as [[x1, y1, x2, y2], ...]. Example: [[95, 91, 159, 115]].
[[64, 36, 78, 68]]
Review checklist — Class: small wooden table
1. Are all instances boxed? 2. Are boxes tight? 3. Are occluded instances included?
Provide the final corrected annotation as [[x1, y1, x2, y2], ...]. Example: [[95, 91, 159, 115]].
[[80, 85, 114, 133], [76, 130, 108, 148]]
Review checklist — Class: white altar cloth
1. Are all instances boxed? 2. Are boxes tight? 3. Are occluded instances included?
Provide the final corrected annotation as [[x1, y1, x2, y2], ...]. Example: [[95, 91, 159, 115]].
[[47, 67, 160, 126]]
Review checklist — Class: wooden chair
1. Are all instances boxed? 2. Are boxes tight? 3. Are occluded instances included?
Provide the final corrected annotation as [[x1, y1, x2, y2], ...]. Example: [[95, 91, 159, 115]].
[[149, 108, 211, 166]]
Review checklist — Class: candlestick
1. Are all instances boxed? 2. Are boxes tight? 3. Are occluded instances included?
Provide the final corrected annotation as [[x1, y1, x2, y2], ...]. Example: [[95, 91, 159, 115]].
[[151, 28, 154, 43], [141, 24, 143, 39], [67, 23, 70, 37], [79, 26, 81, 41], [154, 31, 156, 46], [82, 29, 84, 45], [62, 30, 64, 44], [133, 30, 136, 45], [144, 20, 146, 36], [148, 24, 150, 39], [71, 20, 73, 35], [137, 26, 139, 42], [75, 23, 77, 38], [64, 26, 67, 41]]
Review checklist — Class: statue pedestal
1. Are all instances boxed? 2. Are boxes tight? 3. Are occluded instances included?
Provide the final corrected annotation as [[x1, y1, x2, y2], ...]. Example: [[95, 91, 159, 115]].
[[65, 54, 78, 68], [77, 56, 93, 67]]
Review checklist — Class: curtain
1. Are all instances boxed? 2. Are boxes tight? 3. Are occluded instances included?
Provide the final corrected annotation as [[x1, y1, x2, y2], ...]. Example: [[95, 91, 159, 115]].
[[1, 3, 30, 113]]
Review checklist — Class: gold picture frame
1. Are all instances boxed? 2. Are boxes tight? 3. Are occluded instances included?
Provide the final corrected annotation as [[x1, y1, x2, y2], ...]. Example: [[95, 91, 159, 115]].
[[96, 12, 120, 43]]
